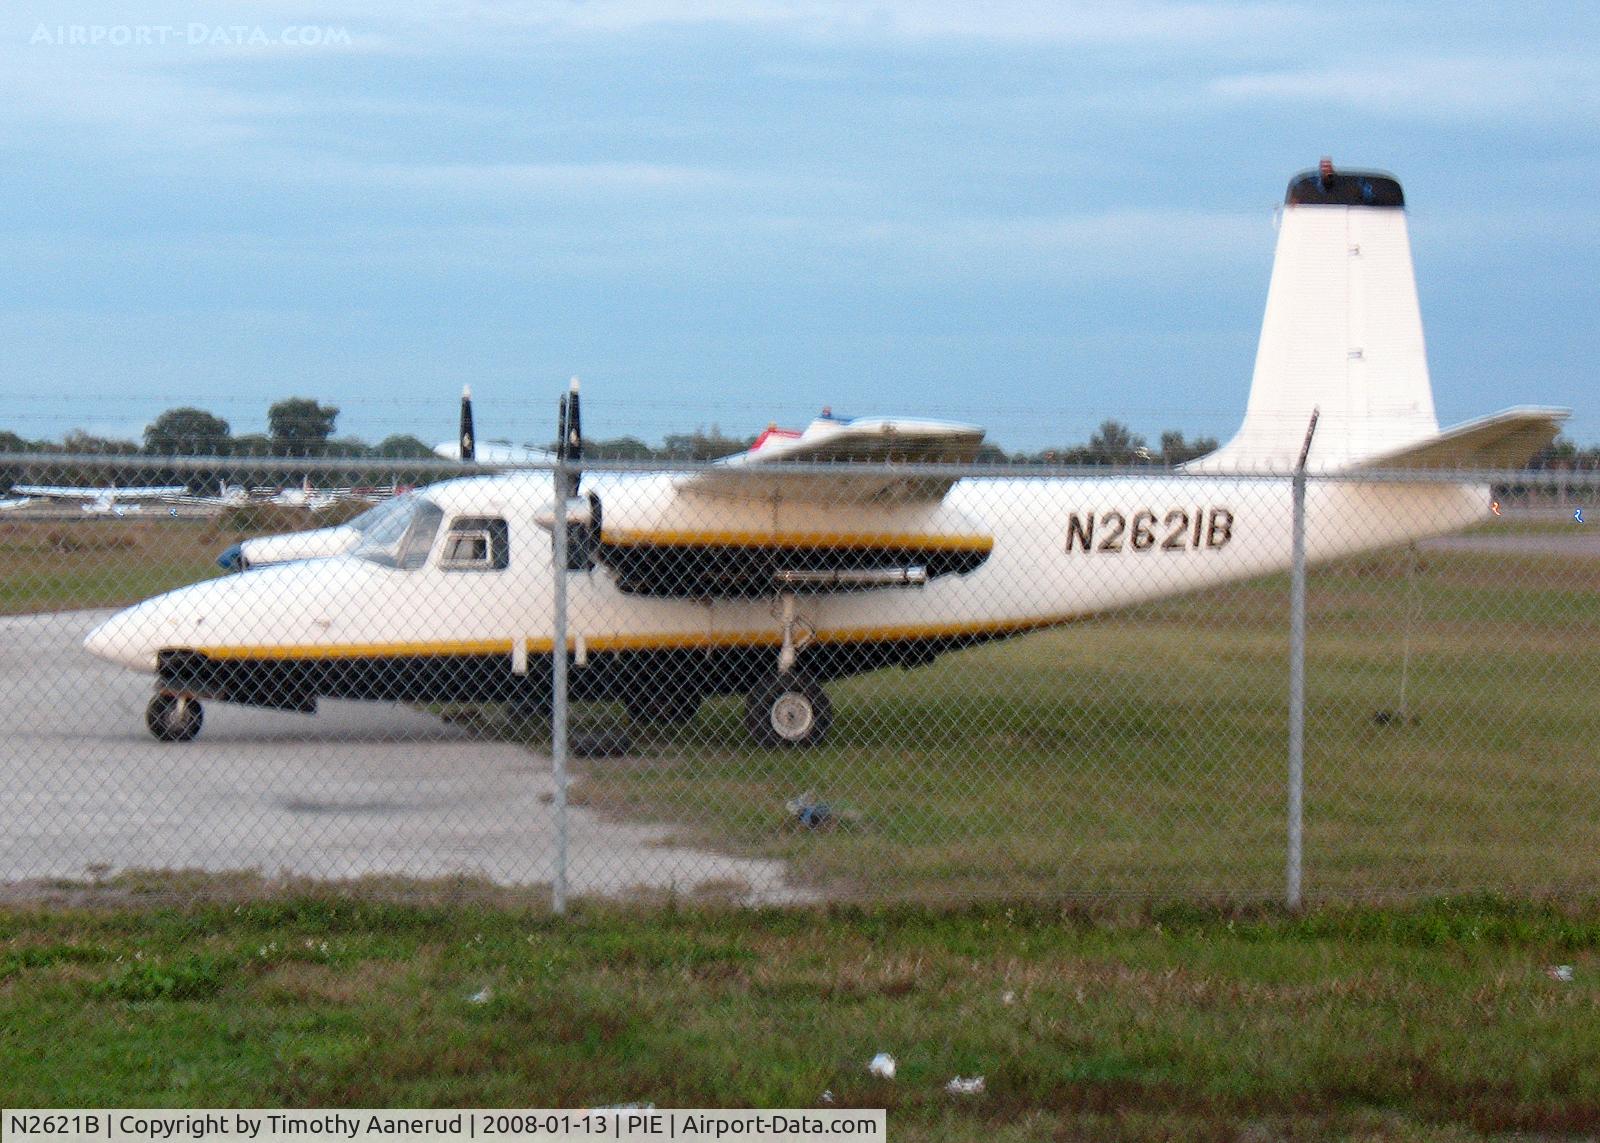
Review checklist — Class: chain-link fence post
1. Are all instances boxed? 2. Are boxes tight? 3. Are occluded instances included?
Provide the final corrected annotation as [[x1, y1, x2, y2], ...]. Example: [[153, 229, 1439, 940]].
[[1287, 414, 1317, 910], [1287, 467, 1306, 910], [550, 459, 571, 915]]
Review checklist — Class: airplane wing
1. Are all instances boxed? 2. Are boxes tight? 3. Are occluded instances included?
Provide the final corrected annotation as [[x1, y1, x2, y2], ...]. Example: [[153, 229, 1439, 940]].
[[678, 417, 986, 504], [1346, 407, 1569, 472], [575, 416, 994, 596]]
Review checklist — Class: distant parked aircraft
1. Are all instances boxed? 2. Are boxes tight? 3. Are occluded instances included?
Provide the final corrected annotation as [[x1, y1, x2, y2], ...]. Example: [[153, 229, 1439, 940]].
[[12, 483, 187, 516]]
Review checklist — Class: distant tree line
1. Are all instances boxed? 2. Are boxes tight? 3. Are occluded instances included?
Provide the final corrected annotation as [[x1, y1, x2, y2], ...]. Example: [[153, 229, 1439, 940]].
[[1, 411, 1223, 466], [3, 399, 1597, 493], [0, 398, 441, 492], [0, 398, 437, 462]]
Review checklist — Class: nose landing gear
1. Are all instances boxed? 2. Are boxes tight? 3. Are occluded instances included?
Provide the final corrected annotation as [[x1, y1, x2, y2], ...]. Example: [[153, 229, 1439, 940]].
[[146, 692, 204, 742]]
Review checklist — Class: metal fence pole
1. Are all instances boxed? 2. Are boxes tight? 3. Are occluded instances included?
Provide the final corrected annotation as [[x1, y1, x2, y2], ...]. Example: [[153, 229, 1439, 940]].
[[1287, 411, 1317, 910], [1287, 468, 1306, 910], [550, 461, 570, 915]]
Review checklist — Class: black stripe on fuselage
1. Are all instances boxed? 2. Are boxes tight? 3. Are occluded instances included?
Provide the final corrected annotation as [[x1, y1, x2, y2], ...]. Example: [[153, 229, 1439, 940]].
[[155, 634, 995, 713]]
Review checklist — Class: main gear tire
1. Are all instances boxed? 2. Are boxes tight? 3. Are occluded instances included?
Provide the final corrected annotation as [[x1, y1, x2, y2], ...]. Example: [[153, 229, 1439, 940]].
[[745, 674, 832, 748]]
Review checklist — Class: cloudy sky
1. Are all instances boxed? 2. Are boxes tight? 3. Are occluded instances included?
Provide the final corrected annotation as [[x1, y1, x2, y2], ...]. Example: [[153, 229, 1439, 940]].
[[2, 1, 1596, 452]]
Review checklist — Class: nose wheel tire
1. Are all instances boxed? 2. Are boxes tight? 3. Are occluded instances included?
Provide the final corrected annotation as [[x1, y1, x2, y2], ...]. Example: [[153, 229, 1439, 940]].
[[146, 692, 204, 743], [745, 674, 832, 749]]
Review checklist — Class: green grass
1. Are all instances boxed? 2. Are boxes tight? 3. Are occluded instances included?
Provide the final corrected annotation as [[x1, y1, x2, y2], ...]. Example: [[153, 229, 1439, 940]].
[[0, 505, 368, 612], [4, 515, 1597, 1134], [0, 518, 224, 612], [548, 542, 1600, 904], [5, 514, 1596, 906], [3, 893, 1600, 1137]]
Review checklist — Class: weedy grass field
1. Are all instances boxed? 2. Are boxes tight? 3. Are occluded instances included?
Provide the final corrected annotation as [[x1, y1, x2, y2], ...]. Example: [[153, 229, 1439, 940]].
[[1, 510, 1595, 906], [1, 512, 1596, 1134], [0, 518, 223, 614], [555, 538, 1600, 904], [2, 893, 1599, 1138], [0, 504, 371, 614]]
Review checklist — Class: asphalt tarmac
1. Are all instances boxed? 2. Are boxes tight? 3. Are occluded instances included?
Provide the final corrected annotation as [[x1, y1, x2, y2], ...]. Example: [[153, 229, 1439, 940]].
[[0, 610, 802, 902], [1418, 529, 1600, 557]]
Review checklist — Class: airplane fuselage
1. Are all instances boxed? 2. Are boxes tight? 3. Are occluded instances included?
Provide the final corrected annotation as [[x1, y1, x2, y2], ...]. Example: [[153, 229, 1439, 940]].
[[85, 469, 1488, 720]]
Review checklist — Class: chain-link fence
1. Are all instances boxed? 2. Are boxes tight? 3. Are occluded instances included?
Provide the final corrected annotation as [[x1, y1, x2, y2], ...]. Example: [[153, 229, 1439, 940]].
[[2, 451, 1595, 908]]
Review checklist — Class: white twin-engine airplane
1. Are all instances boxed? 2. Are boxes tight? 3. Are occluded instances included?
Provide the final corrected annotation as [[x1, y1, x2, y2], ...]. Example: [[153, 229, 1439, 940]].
[[86, 162, 1568, 746]]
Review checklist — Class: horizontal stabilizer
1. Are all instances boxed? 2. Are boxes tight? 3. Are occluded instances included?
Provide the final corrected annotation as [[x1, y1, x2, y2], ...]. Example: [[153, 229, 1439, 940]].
[[1347, 407, 1568, 471]]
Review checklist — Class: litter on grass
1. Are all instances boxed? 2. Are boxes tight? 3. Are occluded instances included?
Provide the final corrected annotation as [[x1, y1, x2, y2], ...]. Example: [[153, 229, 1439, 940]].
[[945, 1076, 986, 1096], [868, 1053, 896, 1080], [785, 791, 832, 829]]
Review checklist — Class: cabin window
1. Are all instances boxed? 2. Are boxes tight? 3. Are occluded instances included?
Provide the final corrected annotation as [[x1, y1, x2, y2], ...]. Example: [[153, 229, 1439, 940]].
[[441, 516, 509, 571]]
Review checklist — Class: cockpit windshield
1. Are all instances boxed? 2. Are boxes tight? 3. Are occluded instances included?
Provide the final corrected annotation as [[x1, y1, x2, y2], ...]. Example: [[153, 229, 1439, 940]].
[[352, 495, 445, 569], [344, 498, 403, 535]]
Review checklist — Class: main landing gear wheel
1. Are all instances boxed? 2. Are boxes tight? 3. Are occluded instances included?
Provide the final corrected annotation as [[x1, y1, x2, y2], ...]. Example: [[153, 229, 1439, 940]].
[[745, 674, 832, 749], [146, 692, 203, 743]]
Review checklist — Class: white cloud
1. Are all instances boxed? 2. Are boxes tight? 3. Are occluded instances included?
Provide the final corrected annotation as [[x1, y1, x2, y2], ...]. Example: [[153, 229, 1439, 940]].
[[0, 34, 307, 148], [1210, 55, 1600, 121], [375, 161, 745, 193], [798, 208, 1270, 269], [413, 0, 1305, 45]]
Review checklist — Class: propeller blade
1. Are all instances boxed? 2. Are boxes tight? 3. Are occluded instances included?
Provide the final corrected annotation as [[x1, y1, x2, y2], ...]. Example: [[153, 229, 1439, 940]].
[[567, 376, 582, 464], [557, 392, 569, 463], [459, 385, 475, 461]]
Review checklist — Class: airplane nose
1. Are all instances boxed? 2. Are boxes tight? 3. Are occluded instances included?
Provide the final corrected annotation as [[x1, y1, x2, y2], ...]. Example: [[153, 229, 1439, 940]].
[[83, 609, 158, 672], [217, 542, 244, 572]]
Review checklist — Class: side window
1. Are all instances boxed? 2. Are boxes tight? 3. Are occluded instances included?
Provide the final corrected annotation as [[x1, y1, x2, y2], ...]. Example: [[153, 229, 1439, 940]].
[[441, 516, 509, 571]]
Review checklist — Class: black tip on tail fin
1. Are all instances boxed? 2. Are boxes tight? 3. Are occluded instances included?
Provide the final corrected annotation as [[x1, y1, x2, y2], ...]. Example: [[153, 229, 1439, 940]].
[[1286, 165, 1404, 208]]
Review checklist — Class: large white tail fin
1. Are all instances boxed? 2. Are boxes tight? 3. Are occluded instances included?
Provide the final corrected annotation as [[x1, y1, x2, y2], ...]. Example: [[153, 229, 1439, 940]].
[[1202, 163, 1442, 471]]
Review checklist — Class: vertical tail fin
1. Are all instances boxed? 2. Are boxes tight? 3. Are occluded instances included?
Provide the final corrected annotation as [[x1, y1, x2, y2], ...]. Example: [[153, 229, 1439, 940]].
[[1200, 163, 1439, 471]]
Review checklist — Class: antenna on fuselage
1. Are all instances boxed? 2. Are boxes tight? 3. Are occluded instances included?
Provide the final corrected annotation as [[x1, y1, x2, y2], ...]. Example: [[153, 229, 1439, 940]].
[[459, 385, 475, 462]]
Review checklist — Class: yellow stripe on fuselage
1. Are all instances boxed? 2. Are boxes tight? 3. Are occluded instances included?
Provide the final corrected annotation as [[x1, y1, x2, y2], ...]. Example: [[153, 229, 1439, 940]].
[[199, 639, 517, 661], [191, 616, 1067, 662]]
